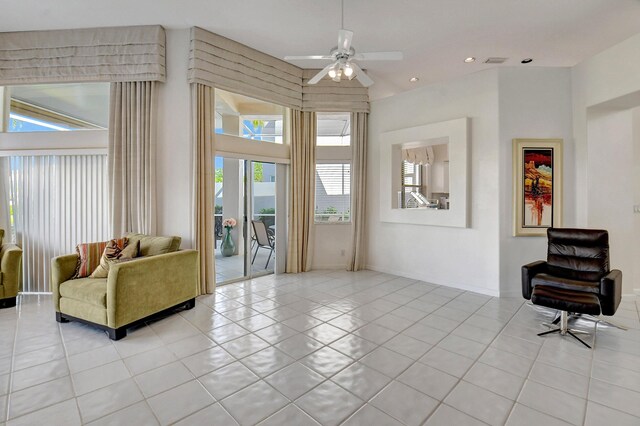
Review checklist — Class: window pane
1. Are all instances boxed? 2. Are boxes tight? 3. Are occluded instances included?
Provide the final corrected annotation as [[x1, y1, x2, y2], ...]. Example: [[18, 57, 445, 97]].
[[215, 89, 285, 143], [252, 162, 276, 229], [7, 83, 109, 132], [317, 112, 350, 146], [315, 163, 351, 222]]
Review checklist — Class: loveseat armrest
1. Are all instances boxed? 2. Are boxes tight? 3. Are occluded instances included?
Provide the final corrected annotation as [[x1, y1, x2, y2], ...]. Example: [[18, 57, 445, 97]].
[[600, 269, 622, 316], [1, 243, 23, 298], [50, 254, 79, 311], [522, 260, 548, 300], [106, 250, 199, 329]]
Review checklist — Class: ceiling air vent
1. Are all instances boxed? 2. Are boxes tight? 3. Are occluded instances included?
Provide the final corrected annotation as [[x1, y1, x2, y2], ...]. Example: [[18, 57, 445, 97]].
[[484, 57, 508, 64]]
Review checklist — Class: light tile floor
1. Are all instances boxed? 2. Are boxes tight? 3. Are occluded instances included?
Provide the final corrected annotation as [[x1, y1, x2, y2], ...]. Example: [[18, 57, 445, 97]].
[[215, 250, 274, 284], [1, 270, 639, 426]]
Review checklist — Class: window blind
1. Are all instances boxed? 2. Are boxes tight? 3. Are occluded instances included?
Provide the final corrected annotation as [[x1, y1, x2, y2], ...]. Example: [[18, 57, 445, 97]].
[[8, 155, 109, 293]]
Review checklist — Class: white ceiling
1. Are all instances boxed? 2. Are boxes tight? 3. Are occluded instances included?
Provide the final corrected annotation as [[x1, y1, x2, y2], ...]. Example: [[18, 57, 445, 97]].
[[2, 0, 640, 100]]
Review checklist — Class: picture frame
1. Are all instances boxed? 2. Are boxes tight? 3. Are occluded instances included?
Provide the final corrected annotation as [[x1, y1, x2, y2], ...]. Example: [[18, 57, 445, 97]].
[[513, 138, 562, 236]]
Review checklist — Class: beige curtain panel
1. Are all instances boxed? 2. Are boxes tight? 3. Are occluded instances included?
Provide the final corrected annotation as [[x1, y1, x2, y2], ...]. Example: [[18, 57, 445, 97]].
[[191, 83, 216, 295], [0, 25, 166, 85], [287, 110, 317, 273], [402, 146, 434, 165], [108, 81, 157, 237], [188, 27, 303, 110], [302, 69, 370, 113], [348, 112, 368, 271]]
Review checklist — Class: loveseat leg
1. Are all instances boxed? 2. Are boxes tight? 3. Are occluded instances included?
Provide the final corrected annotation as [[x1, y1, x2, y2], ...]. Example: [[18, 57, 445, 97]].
[[0, 297, 16, 309], [56, 312, 69, 323], [185, 298, 196, 310], [108, 327, 127, 341]]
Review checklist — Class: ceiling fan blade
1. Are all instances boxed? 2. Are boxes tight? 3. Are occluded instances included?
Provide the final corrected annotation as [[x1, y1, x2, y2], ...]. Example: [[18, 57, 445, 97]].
[[349, 62, 374, 87], [307, 62, 336, 85], [353, 51, 403, 61], [284, 55, 334, 61], [338, 29, 354, 53]]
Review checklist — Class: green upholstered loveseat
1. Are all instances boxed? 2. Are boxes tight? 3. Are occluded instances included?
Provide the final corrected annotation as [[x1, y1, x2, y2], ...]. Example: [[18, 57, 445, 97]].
[[51, 234, 199, 340], [0, 229, 22, 309]]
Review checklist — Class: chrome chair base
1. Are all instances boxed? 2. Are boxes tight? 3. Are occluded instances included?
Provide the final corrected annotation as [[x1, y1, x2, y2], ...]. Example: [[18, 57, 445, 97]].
[[538, 311, 592, 348]]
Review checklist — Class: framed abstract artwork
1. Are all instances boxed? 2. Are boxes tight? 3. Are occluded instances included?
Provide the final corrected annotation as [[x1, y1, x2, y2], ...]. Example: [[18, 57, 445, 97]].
[[513, 138, 562, 236]]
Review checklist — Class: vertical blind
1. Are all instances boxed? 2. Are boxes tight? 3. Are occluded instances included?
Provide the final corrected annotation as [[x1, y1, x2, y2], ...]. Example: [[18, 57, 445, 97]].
[[9, 155, 109, 293]]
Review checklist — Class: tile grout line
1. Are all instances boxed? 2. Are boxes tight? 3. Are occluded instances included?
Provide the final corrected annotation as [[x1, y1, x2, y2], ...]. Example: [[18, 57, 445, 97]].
[[503, 302, 557, 426], [413, 292, 522, 426]]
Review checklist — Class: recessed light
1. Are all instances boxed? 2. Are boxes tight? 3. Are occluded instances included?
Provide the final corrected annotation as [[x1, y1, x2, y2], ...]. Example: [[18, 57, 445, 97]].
[[464, 57, 476, 63], [409, 77, 419, 82], [521, 58, 533, 64]]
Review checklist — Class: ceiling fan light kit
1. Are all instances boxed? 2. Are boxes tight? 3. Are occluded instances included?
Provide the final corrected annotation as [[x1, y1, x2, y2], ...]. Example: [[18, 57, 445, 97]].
[[284, 0, 402, 87]]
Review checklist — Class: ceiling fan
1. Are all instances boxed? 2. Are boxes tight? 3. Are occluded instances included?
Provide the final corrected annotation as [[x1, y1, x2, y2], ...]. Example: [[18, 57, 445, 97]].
[[284, 0, 403, 87]]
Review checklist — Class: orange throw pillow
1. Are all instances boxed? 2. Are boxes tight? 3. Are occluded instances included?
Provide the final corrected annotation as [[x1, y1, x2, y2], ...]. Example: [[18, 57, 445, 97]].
[[73, 238, 127, 279]]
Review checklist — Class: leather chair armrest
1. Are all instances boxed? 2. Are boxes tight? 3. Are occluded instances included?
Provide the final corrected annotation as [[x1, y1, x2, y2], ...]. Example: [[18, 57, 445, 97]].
[[522, 260, 548, 300], [600, 269, 622, 316]]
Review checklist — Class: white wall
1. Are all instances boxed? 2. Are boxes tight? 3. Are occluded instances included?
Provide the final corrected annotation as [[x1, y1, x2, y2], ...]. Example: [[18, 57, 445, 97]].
[[497, 67, 574, 296], [572, 33, 640, 295], [312, 224, 351, 270], [156, 29, 193, 248], [585, 109, 635, 294], [366, 69, 502, 296]]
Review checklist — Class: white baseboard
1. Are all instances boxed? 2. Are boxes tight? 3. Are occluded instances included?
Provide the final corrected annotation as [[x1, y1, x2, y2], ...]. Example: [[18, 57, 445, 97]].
[[498, 290, 522, 299], [622, 293, 639, 300], [311, 263, 347, 271], [365, 264, 500, 298]]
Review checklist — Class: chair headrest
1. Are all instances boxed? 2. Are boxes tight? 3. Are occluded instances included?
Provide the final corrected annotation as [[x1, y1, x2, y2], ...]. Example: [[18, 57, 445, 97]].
[[547, 228, 608, 247]]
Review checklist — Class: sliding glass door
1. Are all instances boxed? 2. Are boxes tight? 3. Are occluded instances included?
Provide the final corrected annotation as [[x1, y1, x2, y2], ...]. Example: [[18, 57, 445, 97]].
[[214, 156, 279, 285], [248, 161, 276, 277]]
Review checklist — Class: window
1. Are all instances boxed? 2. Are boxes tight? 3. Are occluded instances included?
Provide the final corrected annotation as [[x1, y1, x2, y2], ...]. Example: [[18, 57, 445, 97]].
[[315, 163, 350, 222], [4, 83, 109, 132], [315, 112, 351, 223], [317, 112, 350, 146], [401, 161, 425, 208], [215, 89, 285, 143]]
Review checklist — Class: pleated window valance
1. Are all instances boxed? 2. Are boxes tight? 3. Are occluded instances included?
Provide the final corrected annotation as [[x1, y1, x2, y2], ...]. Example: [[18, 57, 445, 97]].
[[188, 27, 303, 110], [402, 146, 434, 165], [0, 25, 166, 85], [302, 69, 369, 113], [188, 27, 369, 113]]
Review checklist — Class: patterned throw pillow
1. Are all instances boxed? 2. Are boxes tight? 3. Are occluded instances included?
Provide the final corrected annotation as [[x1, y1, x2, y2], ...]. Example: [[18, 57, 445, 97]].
[[74, 238, 127, 279], [90, 238, 139, 278]]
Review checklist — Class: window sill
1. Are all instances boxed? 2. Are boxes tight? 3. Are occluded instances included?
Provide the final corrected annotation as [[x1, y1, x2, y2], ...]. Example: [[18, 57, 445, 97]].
[[314, 222, 352, 225]]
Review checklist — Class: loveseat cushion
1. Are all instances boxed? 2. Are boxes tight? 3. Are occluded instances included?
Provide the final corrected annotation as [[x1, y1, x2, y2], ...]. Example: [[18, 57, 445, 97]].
[[125, 233, 181, 256], [531, 273, 599, 294], [59, 278, 107, 307], [90, 239, 140, 278]]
